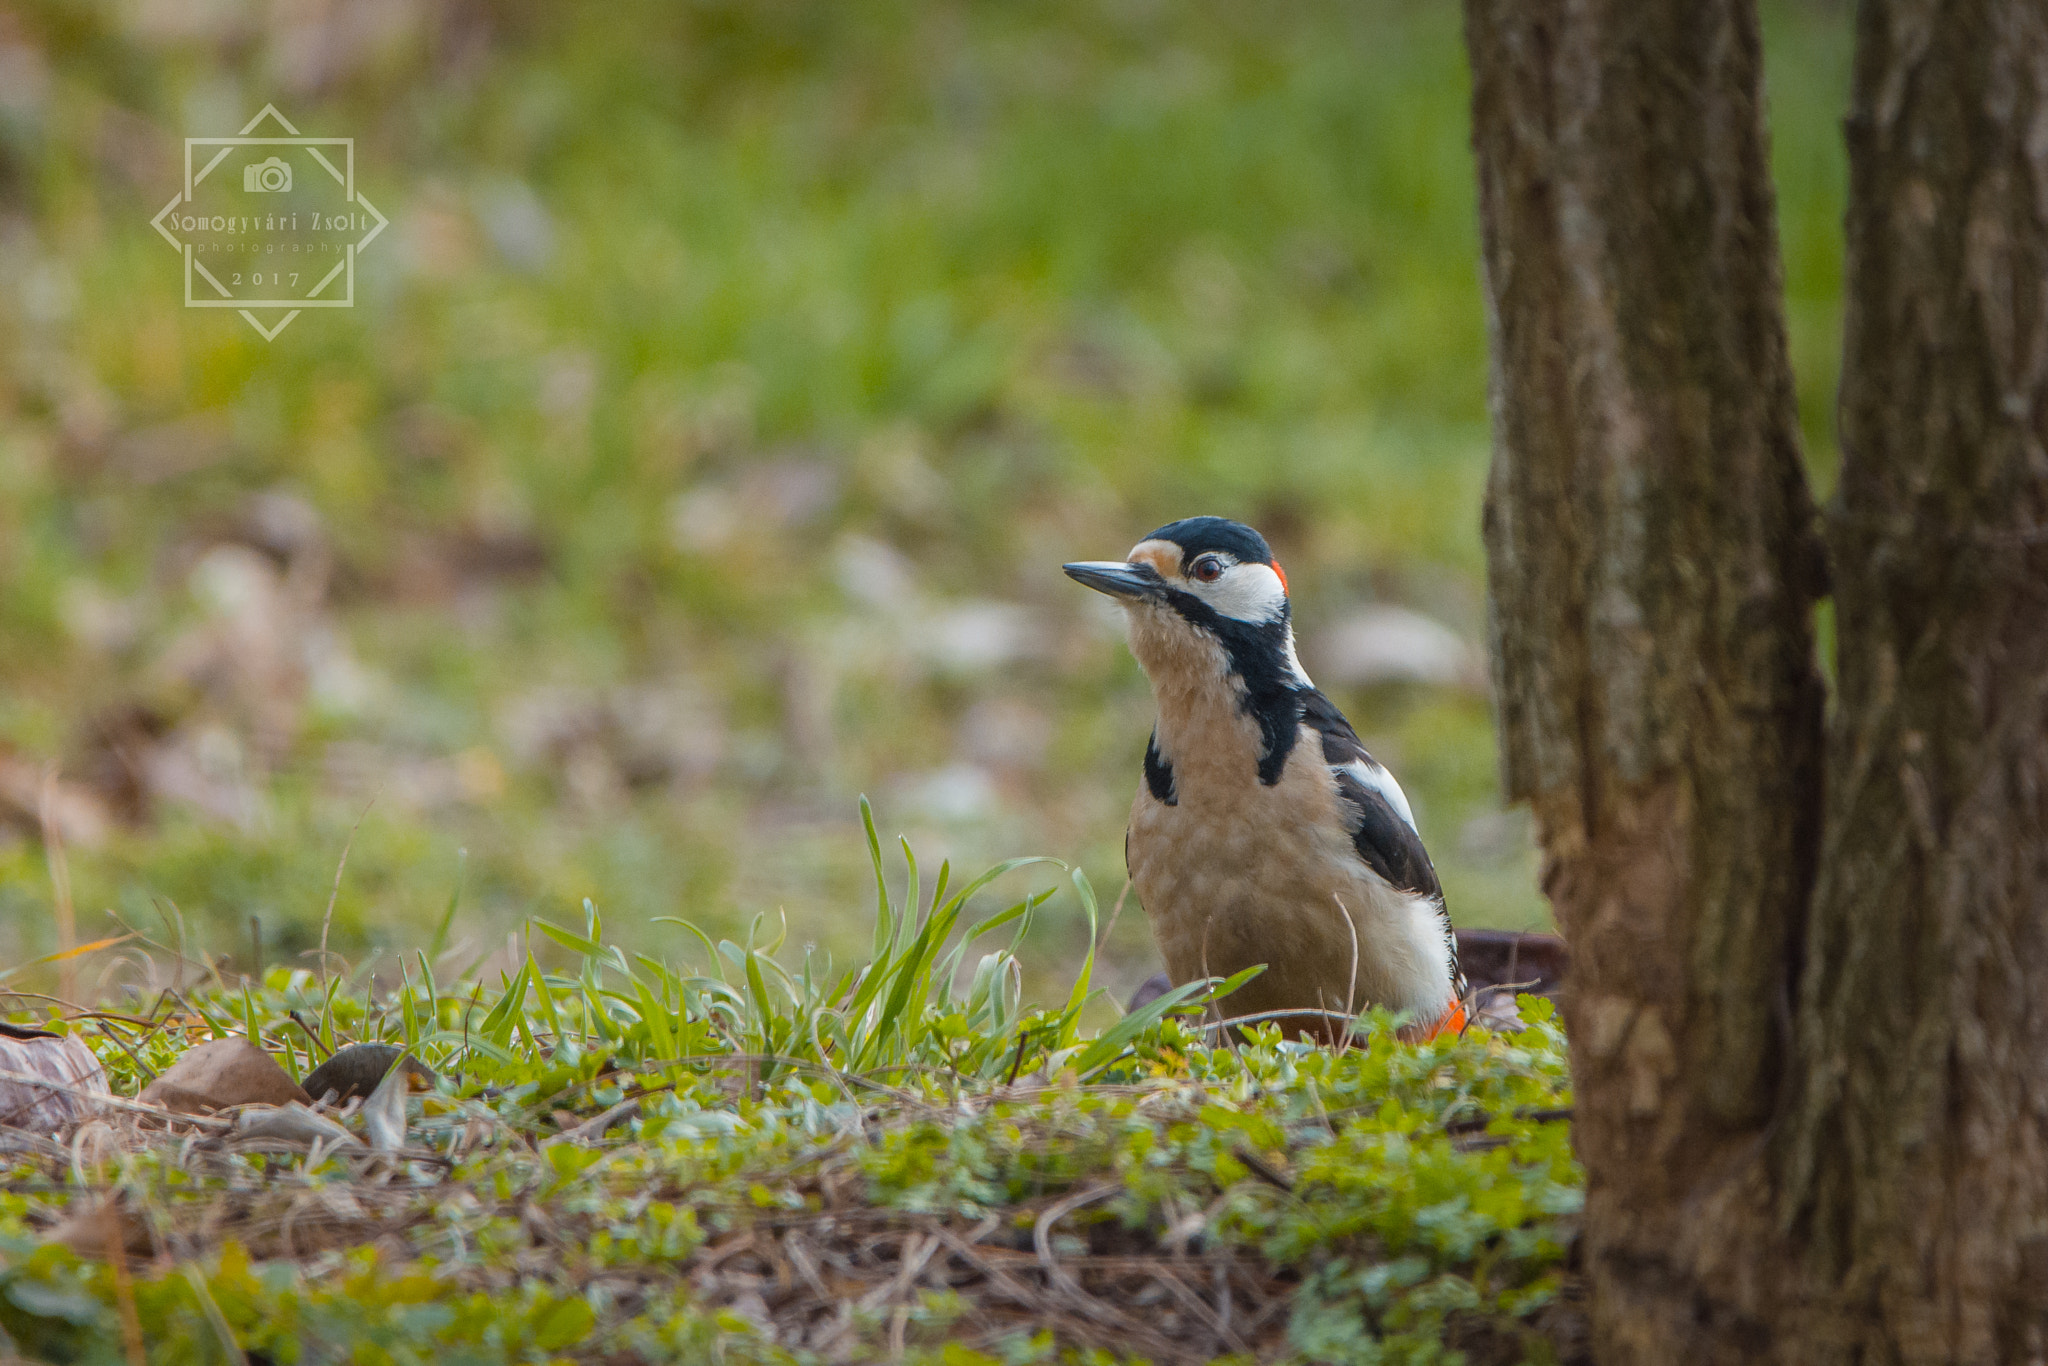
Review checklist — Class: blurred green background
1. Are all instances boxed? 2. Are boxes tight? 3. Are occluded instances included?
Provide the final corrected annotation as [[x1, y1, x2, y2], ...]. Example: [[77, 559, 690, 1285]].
[[0, 0, 1850, 1001]]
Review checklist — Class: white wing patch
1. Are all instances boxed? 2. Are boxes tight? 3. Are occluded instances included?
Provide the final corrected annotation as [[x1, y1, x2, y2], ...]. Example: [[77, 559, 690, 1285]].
[[1338, 757, 1417, 832]]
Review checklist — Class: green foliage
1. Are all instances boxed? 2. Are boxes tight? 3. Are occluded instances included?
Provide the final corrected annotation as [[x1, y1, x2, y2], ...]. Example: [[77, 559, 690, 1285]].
[[0, 823, 1577, 1363]]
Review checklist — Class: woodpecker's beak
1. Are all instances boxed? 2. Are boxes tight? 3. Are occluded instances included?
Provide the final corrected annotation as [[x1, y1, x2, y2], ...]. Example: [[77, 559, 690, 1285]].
[[1063, 560, 1166, 603]]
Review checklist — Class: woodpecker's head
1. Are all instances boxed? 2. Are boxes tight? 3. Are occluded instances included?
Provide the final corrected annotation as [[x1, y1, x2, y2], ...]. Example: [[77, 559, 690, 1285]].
[[1064, 516, 1308, 694]]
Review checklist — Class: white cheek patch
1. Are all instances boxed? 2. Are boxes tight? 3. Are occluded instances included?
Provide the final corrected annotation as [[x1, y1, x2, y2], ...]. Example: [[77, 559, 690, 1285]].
[[1195, 562, 1288, 623], [1339, 757, 1418, 832]]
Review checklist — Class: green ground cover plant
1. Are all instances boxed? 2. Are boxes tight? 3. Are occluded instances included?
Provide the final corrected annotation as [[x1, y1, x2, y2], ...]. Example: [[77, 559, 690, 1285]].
[[0, 810, 1578, 1364]]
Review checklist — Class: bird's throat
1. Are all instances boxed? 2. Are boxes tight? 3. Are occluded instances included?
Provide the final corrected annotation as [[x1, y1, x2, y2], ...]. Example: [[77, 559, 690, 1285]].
[[1130, 623, 1269, 796]]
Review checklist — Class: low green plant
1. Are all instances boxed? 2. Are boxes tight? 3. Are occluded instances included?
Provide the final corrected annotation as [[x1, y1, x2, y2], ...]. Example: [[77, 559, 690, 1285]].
[[0, 812, 1578, 1364]]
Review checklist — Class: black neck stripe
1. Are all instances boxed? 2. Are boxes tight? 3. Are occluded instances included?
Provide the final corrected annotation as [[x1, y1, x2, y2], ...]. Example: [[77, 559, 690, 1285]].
[[1162, 588, 1301, 785]]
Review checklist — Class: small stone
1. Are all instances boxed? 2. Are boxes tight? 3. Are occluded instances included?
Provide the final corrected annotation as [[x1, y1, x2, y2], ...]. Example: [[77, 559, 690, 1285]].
[[301, 1043, 436, 1105], [140, 1037, 310, 1114]]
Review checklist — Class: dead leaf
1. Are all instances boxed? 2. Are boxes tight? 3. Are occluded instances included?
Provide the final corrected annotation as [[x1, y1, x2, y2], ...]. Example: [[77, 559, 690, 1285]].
[[139, 1037, 310, 1114], [234, 1102, 363, 1148], [360, 1051, 413, 1152], [0, 1031, 108, 1132]]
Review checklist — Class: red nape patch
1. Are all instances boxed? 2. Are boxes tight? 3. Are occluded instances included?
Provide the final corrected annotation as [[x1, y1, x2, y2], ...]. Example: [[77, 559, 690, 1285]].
[[1271, 560, 1288, 594]]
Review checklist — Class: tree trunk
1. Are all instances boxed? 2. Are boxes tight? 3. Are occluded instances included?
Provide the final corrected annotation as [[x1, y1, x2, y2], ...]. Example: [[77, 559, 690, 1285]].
[[1781, 2, 2048, 1358], [1466, 0, 2048, 1360], [1466, 0, 1827, 1355]]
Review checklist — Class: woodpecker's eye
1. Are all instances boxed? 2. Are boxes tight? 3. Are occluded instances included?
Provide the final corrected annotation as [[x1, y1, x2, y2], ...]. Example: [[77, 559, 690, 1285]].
[[1190, 556, 1225, 583]]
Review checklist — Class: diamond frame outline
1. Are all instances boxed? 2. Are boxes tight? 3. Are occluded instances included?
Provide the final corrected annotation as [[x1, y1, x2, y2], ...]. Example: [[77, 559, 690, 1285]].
[[149, 104, 387, 339]]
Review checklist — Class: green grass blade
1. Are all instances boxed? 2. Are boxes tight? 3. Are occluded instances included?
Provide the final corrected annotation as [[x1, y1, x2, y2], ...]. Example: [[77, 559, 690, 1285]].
[[1072, 978, 1214, 1077], [860, 796, 895, 962], [652, 916, 723, 975], [1061, 867, 1102, 1023], [529, 953, 563, 1041], [477, 960, 530, 1047], [533, 916, 603, 958], [427, 849, 466, 963]]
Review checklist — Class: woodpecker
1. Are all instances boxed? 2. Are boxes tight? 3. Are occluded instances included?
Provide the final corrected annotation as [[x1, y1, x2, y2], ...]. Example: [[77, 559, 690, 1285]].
[[1065, 517, 1467, 1042]]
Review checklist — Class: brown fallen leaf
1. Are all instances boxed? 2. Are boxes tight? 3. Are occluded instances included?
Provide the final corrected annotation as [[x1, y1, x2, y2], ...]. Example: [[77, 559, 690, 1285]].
[[139, 1037, 310, 1114], [0, 1027, 109, 1133]]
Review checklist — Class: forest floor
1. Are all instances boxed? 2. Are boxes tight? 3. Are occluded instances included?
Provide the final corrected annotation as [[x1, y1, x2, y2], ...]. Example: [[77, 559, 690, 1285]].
[[0, 825, 1579, 1365]]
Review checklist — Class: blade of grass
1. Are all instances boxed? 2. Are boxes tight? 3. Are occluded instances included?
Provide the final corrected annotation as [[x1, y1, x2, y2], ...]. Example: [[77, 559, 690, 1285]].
[[477, 960, 530, 1048], [427, 849, 467, 963], [860, 796, 896, 964]]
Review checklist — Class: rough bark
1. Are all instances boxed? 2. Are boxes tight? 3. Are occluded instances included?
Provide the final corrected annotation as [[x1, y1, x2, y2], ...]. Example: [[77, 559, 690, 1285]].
[[1466, 0, 1825, 1356], [1466, 0, 2048, 1359], [1780, 3, 2048, 1360]]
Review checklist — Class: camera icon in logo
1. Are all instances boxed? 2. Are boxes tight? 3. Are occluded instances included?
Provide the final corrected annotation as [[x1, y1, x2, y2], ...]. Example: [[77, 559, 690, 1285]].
[[243, 156, 292, 193]]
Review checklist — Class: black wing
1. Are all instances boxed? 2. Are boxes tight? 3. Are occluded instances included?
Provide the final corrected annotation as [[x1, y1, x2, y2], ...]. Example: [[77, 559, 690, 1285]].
[[1297, 689, 1444, 903], [1300, 688, 1465, 999]]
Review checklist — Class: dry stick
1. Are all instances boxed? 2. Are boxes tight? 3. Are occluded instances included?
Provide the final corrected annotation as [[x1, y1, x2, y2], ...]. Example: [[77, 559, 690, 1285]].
[[1095, 878, 1133, 957], [92, 1020, 159, 1085], [927, 1224, 1062, 1316], [1150, 1260, 1254, 1359], [39, 763, 78, 1007], [1231, 1144, 1294, 1192], [0, 1125, 69, 1160], [856, 1229, 939, 1313], [1004, 1029, 1034, 1087], [781, 1229, 835, 1303], [102, 1200, 146, 1366], [0, 1067, 230, 1130], [1335, 892, 1361, 1057], [287, 1010, 333, 1059], [560, 1097, 640, 1143], [0, 995, 155, 1025], [1198, 918, 1222, 1039], [1442, 1105, 1574, 1136], [1209, 1005, 1359, 1032], [1032, 1183, 1148, 1335]]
